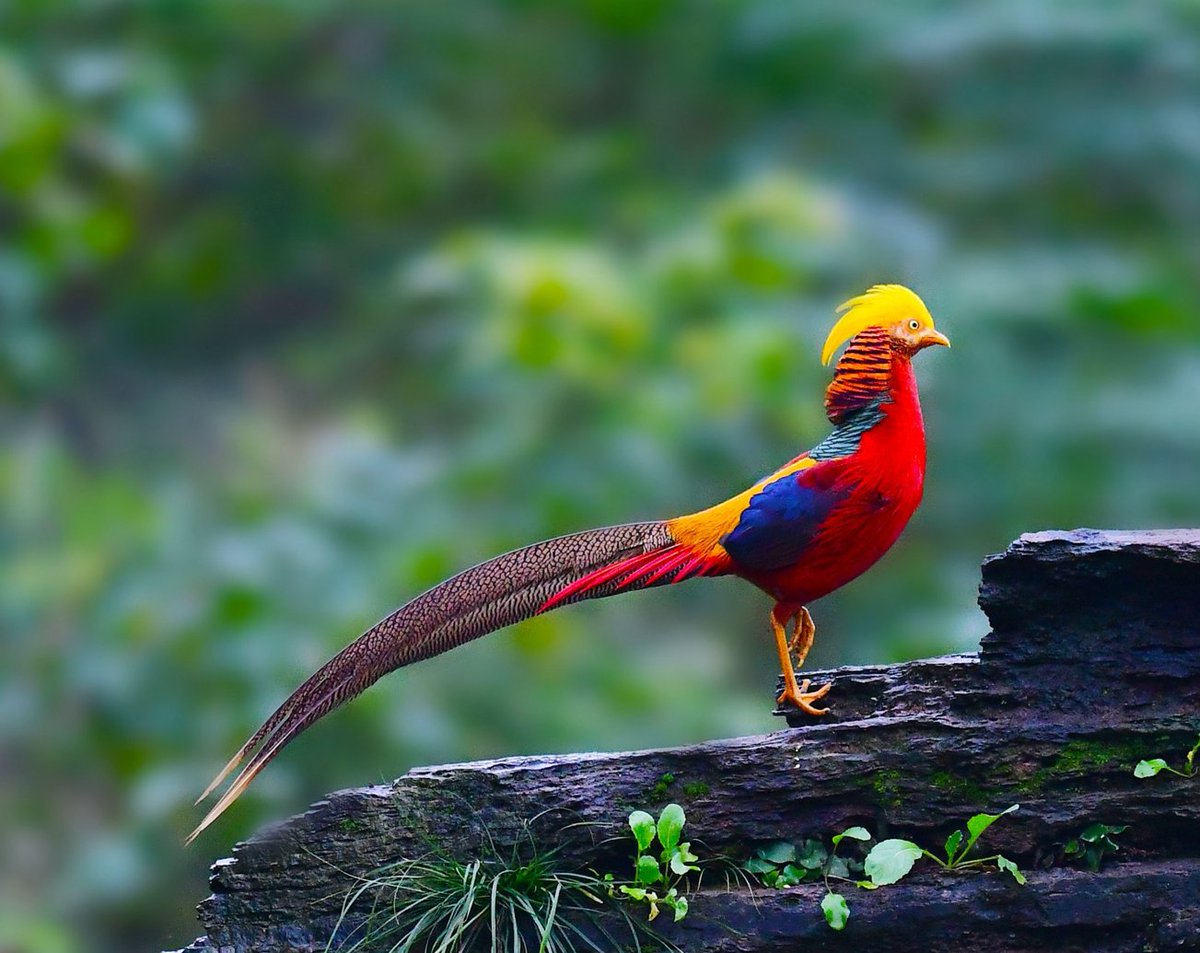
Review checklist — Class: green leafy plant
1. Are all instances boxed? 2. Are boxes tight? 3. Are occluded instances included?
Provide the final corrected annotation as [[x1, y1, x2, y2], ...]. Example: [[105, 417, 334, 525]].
[[1134, 734, 1200, 780], [743, 826, 873, 931], [1063, 823, 1128, 871], [743, 838, 827, 888], [743, 810, 1024, 933], [819, 826, 873, 931], [610, 803, 699, 923], [863, 805, 1025, 887]]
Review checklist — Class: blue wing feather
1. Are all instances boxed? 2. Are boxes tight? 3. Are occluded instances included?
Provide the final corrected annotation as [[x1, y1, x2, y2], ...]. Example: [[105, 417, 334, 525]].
[[720, 465, 847, 572]]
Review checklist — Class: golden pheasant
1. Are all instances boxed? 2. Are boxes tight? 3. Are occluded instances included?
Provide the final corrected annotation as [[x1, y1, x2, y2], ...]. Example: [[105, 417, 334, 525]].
[[188, 283, 948, 843]]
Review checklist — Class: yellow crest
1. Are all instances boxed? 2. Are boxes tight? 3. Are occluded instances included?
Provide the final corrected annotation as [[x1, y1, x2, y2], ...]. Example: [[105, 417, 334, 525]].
[[821, 284, 934, 365]]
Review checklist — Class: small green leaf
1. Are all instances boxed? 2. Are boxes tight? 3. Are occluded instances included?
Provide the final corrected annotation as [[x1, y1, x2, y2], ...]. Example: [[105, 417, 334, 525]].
[[864, 839, 923, 886], [944, 829, 963, 863], [1080, 823, 1126, 843], [832, 826, 871, 847], [796, 839, 828, 870], [996, 856, 1026, 885], [619, 886, 646, 901], [629, 811, 655, 852], [827, 855, 851, 880], [669, 845, 699, 876], [822, 892, 850, 931], [636, 855, 662, 885], [758, 841, 797, 865], [1063, 838, 1080, 855], [966, 804, 1019, 844], [854, 880, 880, 890], [657, 803, 686, 853], [778, 864, 805, 886], [671, 895, 689, 922], [744, 857, 777, 875], [1134, 759, 1168, 778]]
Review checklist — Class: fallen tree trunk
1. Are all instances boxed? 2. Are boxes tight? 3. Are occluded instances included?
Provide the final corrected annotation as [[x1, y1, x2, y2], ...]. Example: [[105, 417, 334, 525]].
[[174, 530, 1200, 952]]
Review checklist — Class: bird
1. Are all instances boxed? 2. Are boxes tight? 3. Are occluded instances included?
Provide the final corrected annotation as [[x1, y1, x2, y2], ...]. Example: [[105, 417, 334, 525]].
[[187, 282, 949, 843]]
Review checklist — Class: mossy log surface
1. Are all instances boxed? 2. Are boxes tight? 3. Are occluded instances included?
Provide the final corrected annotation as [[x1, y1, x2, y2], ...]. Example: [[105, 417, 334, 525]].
[[175, 530, 1200, 953]]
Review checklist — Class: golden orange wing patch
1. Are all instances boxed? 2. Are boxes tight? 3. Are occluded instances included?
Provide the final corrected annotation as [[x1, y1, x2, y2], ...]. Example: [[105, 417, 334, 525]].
[[667, 456, 819, 560]]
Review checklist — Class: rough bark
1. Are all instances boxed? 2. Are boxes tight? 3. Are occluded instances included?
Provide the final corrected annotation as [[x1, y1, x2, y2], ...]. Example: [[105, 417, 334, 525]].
[[173, 530, 1200, 953]]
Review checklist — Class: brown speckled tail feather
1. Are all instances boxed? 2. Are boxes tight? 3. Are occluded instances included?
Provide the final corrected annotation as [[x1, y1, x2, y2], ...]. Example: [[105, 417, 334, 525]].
[[187, 521, 675, 842]]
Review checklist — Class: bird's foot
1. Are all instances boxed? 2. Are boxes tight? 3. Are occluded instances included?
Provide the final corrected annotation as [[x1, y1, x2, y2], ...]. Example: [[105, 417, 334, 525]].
[[776, 677, 832, 716], [786, 606, 816, 670]]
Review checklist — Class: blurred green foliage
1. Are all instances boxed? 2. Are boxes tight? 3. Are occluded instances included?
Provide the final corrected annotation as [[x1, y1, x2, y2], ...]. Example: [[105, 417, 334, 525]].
[[2, 2, 1200, 951]]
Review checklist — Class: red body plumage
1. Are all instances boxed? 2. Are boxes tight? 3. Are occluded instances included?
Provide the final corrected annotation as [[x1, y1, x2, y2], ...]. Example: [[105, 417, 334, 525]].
[[741, 354, 925, 607]]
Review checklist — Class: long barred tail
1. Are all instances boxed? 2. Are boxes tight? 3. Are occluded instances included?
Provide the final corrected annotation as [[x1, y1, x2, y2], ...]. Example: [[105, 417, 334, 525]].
[[187, 520, 722, 843]]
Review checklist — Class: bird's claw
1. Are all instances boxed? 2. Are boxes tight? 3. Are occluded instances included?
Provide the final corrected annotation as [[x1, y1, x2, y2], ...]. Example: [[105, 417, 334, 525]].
[[786, 607, 816, 670], [777, 678, 832, 716]]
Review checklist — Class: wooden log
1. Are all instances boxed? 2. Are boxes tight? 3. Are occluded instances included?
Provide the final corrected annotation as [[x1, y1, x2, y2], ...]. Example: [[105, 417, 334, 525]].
[[174, 530, 1200, 953]]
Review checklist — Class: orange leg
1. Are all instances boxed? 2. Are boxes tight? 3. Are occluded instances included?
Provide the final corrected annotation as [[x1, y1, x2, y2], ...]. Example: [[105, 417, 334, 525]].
[[787, 606, 817, 669], [772, 604, 831, 716]]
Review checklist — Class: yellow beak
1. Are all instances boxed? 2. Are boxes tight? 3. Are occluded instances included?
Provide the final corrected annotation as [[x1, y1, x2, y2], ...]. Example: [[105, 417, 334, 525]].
[[921, 328, 951, 350]]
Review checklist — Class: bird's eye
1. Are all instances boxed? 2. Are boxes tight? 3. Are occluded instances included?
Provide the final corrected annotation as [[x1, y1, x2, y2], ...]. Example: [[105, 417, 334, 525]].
[[908, 319, 920, 331]]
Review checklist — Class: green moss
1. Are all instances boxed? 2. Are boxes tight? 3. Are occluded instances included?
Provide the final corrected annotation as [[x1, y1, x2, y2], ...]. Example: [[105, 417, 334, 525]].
[[337, 817, 367, 834], [681, 781, 710, 798], [1013, 737, 1155, 794], [871, 768, 903, 808], [928, 770, 988, 803], [646, 772, 676, 801], [1053, 741, 1118, 773]]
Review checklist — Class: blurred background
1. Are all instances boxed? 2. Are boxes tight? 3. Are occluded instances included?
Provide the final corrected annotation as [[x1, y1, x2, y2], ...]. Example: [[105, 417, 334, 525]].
[[2, 1, 1199, 950]]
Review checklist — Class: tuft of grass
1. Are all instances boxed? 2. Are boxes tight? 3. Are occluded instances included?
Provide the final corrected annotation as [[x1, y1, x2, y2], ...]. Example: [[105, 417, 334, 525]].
[[324, 828, 680, 953]]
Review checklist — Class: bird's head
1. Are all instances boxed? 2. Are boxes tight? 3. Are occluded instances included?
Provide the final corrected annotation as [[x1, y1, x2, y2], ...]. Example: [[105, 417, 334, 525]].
[[821, 284, 950, 365]]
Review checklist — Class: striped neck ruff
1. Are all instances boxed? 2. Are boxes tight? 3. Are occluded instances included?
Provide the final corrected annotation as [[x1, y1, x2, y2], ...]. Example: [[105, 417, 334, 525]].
[[824, 326, 892, 424]]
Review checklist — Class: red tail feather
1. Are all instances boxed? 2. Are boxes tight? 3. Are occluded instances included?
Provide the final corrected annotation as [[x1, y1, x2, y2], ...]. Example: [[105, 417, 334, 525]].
[[540, 543, 717, 611]]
